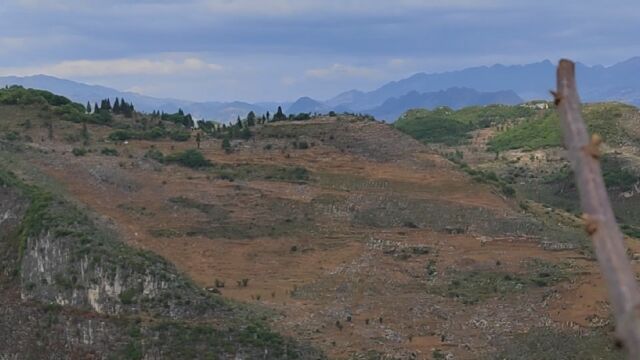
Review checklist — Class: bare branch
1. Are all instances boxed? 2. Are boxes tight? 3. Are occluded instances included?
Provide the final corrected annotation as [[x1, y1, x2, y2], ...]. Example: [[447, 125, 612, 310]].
[[556, 59, 640, 358]]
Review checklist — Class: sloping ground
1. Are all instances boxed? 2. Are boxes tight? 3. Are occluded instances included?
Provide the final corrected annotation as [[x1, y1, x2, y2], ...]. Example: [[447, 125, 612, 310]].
[[0, 149, 322, 359], [0, 107, 626, 359]]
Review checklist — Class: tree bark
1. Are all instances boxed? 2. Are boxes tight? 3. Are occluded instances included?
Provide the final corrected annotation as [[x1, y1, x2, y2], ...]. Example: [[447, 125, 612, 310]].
[[555, 59, 640, 358]]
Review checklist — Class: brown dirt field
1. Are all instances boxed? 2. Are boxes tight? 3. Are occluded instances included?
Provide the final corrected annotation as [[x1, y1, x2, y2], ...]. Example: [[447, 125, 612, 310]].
[[6, 115, 628, 359]]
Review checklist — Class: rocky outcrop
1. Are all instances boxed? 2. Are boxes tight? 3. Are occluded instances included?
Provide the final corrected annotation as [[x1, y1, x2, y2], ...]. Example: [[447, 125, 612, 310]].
[[0, 169, 323, 359]]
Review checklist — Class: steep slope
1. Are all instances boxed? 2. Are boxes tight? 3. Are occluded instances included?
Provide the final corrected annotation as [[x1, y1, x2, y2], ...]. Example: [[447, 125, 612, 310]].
[[0, 89, 322, 359]]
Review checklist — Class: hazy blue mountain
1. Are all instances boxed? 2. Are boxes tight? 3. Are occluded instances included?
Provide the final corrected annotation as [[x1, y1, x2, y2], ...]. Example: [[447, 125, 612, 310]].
[[330, 57, 640, 112], [4, 57, 640, 124], [367, 88, 523, 121], [0, 75, 268, 122], [287, 97, 333, 114]]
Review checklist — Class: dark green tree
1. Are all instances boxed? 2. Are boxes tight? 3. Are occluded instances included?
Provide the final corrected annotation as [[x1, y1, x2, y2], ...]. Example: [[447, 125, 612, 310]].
[[273, 106, 286, 122], [240, 126, 251, 140], [247, 111, 256, 126], [222, 136, 231, 153], [113, 98, 121, 113], [86, 101, 92, 113]]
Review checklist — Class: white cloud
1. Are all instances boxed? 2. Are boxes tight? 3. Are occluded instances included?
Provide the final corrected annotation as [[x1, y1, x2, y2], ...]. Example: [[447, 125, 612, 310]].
[[0, 57, 223, 77], [305, 63, 381, 79]]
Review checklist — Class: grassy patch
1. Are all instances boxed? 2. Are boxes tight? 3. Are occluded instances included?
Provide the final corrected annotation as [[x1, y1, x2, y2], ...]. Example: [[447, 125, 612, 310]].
[[146, 321, 312, 359], [431, 259, 572, 304], [212, 163, 310, 183], [488, 103, 640, 152], [168, 196, 230, 220], [166, 149, 212, 169], [488, 111, 561, 152], [489, 327, 622, 360], [396, 105, 537, 145]]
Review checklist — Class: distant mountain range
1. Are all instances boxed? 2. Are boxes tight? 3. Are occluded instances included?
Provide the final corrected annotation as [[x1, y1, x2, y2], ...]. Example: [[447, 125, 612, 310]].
[[0, 75, 277, 122], [2, 57, 640, 122]]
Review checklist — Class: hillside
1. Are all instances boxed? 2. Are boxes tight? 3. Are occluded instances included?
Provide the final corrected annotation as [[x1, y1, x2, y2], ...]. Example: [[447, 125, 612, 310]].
[[395, 105, 537, 145], [0, 87, 628, 359], [487, 102, 640, 152], [0, 87, 321, 359], [398, 100, 640, 282]]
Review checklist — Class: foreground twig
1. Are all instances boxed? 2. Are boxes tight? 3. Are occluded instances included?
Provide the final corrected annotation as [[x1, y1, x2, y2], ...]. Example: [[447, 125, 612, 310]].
[[555, 59, 640, 358]]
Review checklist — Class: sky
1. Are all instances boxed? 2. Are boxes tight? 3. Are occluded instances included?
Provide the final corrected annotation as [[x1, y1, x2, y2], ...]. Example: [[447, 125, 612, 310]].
[[1, 0, 639, 102]]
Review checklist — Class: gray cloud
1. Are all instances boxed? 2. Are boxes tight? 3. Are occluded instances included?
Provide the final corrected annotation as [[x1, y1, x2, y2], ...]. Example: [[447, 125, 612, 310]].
[[1, 0, 639, 101]]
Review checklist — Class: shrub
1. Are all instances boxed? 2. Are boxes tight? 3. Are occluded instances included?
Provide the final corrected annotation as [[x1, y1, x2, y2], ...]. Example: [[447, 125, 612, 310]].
[[293, 141, 309, 149], [144, 149, 165, 163], [109, 130, 134, 141], [72, 148, 87, 156], [101, 148, 119, 156], [169, 130, 190, 142], [4, 131, 19, 141], [166, 149, 212, 168], [222, 137, 231, 153]]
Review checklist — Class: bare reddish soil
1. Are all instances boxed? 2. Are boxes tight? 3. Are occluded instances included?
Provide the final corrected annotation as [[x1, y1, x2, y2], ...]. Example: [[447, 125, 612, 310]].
[[4, 114, 631, 359]]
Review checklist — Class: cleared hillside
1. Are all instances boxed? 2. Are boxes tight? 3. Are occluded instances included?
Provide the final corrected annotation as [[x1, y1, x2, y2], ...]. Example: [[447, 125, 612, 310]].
[[0, 88, 626, 359]]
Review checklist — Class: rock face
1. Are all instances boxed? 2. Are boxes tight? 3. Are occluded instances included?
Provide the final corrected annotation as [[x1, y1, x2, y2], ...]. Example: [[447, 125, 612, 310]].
[[0, 170, 322, 359]]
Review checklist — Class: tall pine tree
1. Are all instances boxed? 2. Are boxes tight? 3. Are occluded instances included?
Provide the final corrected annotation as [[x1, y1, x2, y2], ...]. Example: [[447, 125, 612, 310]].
[[113, 98, 121, 114], [273, 106, 286, 122]]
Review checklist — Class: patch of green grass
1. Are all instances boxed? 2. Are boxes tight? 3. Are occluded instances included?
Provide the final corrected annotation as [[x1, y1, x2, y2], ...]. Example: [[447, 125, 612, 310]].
[[4, 131, 20, 141], [166, 149, 212, 169], [101, 148, 119, 156], [71, 148, 87, 156], [211, 163, 310, 183], [431, 259, 571, 304], [488, 327, 622, 360], [144, 148, 165, 163], [148, 320, 312, 359], [168, 196, 230, 220], [488, 111, 561, 152], [396, 105, 537, 145], [488, 103, 640, 152]]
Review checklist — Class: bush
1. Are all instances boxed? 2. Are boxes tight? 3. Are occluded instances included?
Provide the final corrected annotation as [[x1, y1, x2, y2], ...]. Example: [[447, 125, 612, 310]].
[[222, 137, 231, 153], [166, 149, 212, 168], [72, 148, 87, 156], [169, 130, 191, 142], [109, 130, 135, 141], [293, 141, 309, 149], [144, 149, 165, 163], [101, 148, 119, 156], [4, 131, 20, 141]]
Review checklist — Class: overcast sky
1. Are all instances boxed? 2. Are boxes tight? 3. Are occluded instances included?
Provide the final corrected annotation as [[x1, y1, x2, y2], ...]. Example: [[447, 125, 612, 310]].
[[1, 0, 639, 102]]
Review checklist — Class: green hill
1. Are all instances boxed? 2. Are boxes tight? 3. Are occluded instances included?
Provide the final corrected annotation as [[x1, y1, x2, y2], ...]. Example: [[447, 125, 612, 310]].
[[395, 105, 537, 145], [488, 102, 640, 152]]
